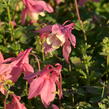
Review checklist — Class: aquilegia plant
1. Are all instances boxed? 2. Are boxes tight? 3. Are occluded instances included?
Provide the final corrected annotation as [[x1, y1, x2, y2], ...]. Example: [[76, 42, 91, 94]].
[[1, 0, 106, 108]]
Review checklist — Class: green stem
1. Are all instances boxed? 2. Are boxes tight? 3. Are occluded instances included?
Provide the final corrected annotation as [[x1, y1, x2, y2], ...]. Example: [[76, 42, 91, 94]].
[[25, 81, 28, 95], [69, 63, 72, 72], [101, 83, 105, 98], [30, 53, 41, 71], [41, 39, 45, 61], [4, 90, 9, 109], [107, 55, 109, 67], [83, 55, 90, 85], [85, 63, 89, 75], [3, 0, 14, 41], [42, 48, 45, 61]]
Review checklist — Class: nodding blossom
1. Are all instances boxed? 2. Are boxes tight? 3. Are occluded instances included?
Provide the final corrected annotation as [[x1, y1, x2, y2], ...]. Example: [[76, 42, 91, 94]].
[[36, 22, 76, 63], [21, 0, 54, 24], [28, 63, 62, 108], [0, 48, 34, 94], [6, 94, 27, 109], [78, 0, 99, 6]]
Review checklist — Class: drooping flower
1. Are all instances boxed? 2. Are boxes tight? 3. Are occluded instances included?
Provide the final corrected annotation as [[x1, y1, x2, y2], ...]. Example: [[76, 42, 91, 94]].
[[6, 94, 27, 109], [36, 22, 76, 62], [28, 63, 62, 108], [78, 0, 99, 6], [21, 0, 54, 24], [0, 48, 34, 94]]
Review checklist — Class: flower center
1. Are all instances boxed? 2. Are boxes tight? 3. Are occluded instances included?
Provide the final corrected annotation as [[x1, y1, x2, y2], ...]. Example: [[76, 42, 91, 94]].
[[46, 33, 65, 49], [31, 12, 45, 21]]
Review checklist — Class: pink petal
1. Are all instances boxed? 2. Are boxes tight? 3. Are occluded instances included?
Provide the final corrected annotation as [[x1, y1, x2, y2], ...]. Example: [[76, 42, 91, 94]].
[[10, 48, 32, 82], [51, 64, 63, 99], [34, 1, 54, 13], [22, 63, 34, 83], [28, 77, 45, 99], [23, 0, 36, 12], [3, 57, 16, 63], [55, 63, 62, 74], [36, 25, 52, 34], [52, 24, 63, 35], [23, 73, 36, 83], [17, 48, 32, 64], [22, 63, 34, 75], [62, 40, 71, 63], [0, 48, 32, 83], [68, 34, 76, 48], [10, 65, 23, 82], [40, 79, 56, 107], [21, 8, 28, 24], [0, 64, 12, 75], [55, 79, 63, 99], [23, 0, 53, 13]]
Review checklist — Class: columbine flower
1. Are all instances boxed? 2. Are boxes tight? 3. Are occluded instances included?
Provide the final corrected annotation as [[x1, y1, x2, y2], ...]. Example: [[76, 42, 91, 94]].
[[28, 63, 62, 108], [0, 48, 34, 94], [36, 22, 76, 62], [78, 0, 99, 6], [21, 0, 54, 24], [6, 94, 27, 109]]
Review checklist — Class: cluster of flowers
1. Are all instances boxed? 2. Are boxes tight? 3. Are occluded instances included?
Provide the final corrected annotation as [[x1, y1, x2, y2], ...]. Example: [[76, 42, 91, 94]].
[[0, 48, 62, 109], [21, 0, 99, 24], [0, 21, 76, 108], [0, 0, 100, 109]]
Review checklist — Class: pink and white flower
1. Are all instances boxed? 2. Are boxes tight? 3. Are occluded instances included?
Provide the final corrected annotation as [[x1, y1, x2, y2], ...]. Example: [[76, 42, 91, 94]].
[[36, 22, 76, 62], [21, 0, 54, 24], [28, 63, 62, 107], [0, 48, 34, 94]]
